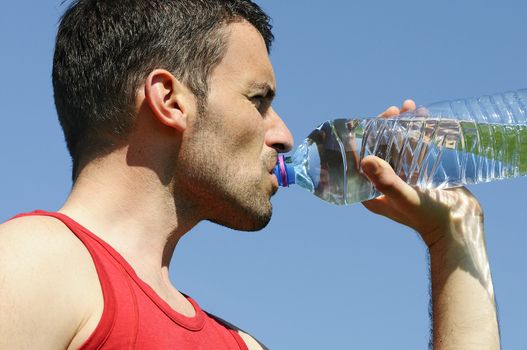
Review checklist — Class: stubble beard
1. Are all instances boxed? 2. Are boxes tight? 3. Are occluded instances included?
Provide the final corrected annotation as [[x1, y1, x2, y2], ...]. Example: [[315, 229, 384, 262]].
[[179, 106, 275, 232], [183, 154, 274, 232]]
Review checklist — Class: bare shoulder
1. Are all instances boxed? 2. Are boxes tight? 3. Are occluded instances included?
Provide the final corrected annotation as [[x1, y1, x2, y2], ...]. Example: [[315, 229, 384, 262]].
[[237, 330, 269, 350], [206, 312, 268, 350], [0, 215, 101, 349], [0, 215, 91, 268], [1, 214, 74, 243]]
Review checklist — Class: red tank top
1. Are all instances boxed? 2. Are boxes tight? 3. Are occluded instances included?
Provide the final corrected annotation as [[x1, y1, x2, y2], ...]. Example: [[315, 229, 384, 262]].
[[10, 210, 248, 350]]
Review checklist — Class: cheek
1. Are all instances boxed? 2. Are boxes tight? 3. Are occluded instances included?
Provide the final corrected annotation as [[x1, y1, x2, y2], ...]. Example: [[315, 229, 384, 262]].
[[226, 117, 266, 153], [235, 124, 266, 159], [205, 99, 267, 154]]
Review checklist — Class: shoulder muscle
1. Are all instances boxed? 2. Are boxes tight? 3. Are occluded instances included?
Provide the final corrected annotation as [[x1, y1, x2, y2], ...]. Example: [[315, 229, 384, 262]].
[[0, 216, 98, 349], [238, 330, 269, 350]]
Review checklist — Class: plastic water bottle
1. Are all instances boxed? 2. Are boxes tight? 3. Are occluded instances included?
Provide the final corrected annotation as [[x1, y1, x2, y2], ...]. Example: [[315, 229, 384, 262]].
[[274, 89, 527, 205]]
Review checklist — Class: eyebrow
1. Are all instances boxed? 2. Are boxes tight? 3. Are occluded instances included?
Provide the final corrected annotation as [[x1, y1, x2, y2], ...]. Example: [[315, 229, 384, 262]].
[[248, 81, 276, 101]]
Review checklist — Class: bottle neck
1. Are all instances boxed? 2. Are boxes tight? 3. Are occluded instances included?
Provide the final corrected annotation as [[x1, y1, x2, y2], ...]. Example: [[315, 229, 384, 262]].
[[273, 155, 296, 187]]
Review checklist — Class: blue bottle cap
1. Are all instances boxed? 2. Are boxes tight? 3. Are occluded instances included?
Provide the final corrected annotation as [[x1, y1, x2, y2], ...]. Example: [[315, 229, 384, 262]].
[[273, 155, 295, 187]]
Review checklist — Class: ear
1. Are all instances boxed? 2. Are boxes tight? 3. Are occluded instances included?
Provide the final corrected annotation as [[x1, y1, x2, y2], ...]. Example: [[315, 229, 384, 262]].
[[144, 69, 195, 132]]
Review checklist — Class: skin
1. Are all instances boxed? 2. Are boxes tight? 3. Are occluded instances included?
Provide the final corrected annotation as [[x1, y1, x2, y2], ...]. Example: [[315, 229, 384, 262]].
[[364, 101, 500, 349], [0, 20, 499, 349]]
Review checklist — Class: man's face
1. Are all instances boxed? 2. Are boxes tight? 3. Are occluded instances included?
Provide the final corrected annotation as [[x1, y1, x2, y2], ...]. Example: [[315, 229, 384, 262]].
[[178, 21, 293, 231]]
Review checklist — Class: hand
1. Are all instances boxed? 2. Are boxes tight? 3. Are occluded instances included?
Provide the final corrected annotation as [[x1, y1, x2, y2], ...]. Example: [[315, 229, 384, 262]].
[[376, 99, 416, 119], [362, 100, 499, 349], [362, 100, 483, 250], [361, 155, 485, 250]]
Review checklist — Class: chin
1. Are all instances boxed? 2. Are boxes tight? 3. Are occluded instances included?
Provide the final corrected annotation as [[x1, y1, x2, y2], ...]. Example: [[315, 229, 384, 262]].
[[209, 202, 273, 232]]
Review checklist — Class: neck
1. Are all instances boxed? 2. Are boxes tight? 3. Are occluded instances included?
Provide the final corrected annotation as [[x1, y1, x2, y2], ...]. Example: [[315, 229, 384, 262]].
[[59, 148, 197, 274]]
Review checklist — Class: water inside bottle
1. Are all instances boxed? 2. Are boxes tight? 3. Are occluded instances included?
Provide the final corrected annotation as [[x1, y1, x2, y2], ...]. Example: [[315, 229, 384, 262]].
[[291, 117, 527, 205]]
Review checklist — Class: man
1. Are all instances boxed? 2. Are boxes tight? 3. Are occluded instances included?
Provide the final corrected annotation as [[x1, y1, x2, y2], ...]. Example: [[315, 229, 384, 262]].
[[0, 0, 499, 349]]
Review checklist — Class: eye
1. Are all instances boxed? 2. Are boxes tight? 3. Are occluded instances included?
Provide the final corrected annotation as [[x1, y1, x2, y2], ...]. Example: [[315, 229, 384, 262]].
[[250, 95, 265, 109], [250, 95, 271, 113]]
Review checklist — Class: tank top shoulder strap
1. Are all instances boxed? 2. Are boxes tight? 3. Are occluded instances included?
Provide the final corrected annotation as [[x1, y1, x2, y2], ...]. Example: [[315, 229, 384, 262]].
[[9, 210, 117, 347], [11, 210, 101, 246], [8, 209, 115, 281], [8, 210, 250, 350]]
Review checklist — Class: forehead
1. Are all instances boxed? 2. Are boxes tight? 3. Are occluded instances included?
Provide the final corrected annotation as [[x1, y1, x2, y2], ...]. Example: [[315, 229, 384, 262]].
[[211, 21, 275, 89]]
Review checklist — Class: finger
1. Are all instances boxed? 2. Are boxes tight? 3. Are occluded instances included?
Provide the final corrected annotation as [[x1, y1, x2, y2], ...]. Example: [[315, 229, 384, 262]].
[[362, 195, 395, 217], [362, 197, 411, 227], [361, 155, 421, 206], [377, 106, 400, 119], [400, 99, 416, 113]]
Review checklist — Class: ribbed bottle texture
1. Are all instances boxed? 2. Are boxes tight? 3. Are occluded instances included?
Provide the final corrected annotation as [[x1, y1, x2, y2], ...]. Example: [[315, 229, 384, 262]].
[[275, 89, 527, 205]]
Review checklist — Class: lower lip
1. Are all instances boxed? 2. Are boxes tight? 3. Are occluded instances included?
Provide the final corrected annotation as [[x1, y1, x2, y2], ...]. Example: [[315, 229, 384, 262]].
[[270, 173, 279, 190]]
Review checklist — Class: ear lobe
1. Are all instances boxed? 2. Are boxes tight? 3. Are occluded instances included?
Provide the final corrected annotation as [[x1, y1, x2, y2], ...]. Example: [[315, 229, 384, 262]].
[[145, 69, 191, 132]]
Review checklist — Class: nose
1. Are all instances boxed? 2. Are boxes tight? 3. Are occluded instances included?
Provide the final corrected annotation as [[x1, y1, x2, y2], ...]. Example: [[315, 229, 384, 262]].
[[265, 107, 294, 153]]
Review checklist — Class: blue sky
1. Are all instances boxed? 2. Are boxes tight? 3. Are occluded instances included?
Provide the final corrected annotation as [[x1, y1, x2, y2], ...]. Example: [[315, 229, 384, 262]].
[[1, 1, 526, 348]]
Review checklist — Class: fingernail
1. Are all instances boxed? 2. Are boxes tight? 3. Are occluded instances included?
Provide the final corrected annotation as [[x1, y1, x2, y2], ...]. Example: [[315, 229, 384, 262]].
[[361, 159, 378, 176]]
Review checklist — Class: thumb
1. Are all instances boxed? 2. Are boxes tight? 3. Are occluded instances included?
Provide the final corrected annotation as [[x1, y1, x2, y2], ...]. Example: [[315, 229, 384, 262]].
[[361, 156, 420, 206]]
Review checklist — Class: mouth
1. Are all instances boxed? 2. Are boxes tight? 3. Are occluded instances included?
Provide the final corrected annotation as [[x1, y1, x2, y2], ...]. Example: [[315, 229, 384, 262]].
[[267, 156, 278, 174], [266, 154, 280, 194], [270, 172, 279, 188], [269, 175, 279, 197]]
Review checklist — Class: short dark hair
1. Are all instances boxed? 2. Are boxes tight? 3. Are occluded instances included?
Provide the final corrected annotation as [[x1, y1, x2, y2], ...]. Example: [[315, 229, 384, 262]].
[[52, 0, 273, 180]]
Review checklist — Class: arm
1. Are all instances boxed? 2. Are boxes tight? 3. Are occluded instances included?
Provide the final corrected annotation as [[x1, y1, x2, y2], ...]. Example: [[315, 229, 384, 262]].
[[0, 217, 94, 350], [360, 102, 500, 349], [428, 203, 498, 349]]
